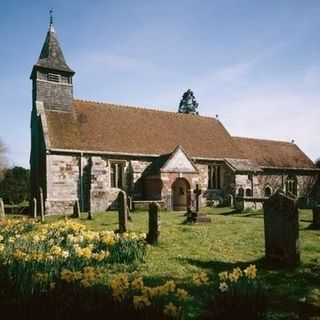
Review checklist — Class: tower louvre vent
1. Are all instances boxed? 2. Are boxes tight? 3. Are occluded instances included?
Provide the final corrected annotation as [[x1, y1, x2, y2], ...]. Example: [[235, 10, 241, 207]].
[[47, 73, 60, 82]]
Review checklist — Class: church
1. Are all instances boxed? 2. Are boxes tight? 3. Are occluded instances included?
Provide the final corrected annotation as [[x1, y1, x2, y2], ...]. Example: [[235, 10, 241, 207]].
[[30, 19, 319, 215]]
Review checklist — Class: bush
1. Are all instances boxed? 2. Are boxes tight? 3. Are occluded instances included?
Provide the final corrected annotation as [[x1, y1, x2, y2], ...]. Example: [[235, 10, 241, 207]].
[[0, 166, 30, 204]]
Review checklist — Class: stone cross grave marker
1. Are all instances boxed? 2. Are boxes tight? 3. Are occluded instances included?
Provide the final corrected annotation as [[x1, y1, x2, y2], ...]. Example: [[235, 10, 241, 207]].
[[263, 191, 300, 267], [147, 202, 160, 245], [0, 198, 5, 218], [118, 190, 128, 233], [312, 204, 320, 229], [194, 184, 202, 213]]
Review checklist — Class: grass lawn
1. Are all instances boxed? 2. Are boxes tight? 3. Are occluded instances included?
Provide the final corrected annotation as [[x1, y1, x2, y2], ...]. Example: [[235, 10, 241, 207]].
[[46, 207, 320, 317]]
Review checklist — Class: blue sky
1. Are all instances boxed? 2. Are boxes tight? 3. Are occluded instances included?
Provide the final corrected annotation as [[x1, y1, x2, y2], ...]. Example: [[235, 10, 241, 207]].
[[0, 0, 319, 168]]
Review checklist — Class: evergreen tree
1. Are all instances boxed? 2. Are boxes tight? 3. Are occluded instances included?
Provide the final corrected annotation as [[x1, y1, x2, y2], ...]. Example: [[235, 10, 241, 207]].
[[178, 89, 199, 115], [0, 167, 30, 204]]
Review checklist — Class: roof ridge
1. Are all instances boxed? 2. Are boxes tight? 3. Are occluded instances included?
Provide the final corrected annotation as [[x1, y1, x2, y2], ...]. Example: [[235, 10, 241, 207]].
[[233, 136, 294, 145], [73, 98, 217, 121]]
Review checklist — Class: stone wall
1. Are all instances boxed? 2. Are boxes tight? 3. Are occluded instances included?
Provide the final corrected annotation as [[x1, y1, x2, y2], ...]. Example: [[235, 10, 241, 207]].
[[89, 156, 122, 212], [42, 153, 318, 215], [46, 154, 79, 214], [235, 174, 260, 197], [130, 160, 152, 199]]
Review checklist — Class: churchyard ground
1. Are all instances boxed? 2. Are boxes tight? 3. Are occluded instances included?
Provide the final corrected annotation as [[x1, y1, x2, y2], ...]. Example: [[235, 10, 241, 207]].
[[52, 207, 320, 318], [0, 207, 319, 319]]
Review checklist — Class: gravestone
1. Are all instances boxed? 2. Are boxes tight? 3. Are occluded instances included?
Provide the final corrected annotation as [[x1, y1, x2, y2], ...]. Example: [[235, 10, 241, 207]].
[[32, 198, 37, 219], [194, 184, 202, 212], [0, 198, 5, 218], [263, 191, 300, 267], [128, 196, 133, 211], [147, 202, 160, 245], [118, 191, 128, 233], [73, 200, 80, 218], [228, 194, 234, 208], [186, 185, 211, 223], [312, 205, 320, 228], [39, 188, 45, 222]]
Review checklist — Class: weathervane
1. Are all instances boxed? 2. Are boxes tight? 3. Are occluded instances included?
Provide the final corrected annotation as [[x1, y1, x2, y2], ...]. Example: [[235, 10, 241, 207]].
[[49, 9, 54, 31]]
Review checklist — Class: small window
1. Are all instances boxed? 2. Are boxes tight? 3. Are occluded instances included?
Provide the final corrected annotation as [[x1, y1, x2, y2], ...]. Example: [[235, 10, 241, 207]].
[[245, 188, 252, 197], [47, 73, 60, 83], [208, 165, 221, 189], [264, 186, 272, 197], [286, 176, 297, 196], [110, 162, 125, 189], [238, 187, 244, 197]]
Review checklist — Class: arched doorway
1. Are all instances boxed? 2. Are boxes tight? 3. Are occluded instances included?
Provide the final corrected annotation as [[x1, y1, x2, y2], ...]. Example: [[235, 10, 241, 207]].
[[172, 178, 190, 211]]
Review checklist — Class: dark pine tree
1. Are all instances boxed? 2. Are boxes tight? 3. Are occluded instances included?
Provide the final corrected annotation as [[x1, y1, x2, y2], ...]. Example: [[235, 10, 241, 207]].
[[0, 166, 30, 204], [178, 89, 199, 115]]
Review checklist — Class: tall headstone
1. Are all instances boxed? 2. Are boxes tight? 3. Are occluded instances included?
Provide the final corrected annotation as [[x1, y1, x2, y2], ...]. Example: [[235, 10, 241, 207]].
[[147, 202, 160, 245], [228, 194, 234, 208], [312, 205, 320, 229], [0, 198, 5, 218], [263, 191, 300, 267], [118, 191, 128, 233], [128, 196, 133, 211], [73, 200, 80, 218], [39, 188, 45, 222], [32, 198, 37, 219]]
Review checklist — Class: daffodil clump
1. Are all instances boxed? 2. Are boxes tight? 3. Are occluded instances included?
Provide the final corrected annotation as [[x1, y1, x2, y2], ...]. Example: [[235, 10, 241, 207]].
[[0, 218, 147, 294], [218, 264, 257, 293], [56, 268, 190, 319]]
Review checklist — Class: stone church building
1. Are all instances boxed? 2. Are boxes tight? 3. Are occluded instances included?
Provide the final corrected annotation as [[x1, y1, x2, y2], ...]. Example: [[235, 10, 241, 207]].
[[30, 21, 319, 215]]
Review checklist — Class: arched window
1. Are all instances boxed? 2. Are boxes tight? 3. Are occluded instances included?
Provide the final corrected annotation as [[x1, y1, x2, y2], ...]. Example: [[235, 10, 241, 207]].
[[238, 187, 244, 197], [245, 188, 252, 197], [264, 186, 272, 197], [286, 176, 297, 196]]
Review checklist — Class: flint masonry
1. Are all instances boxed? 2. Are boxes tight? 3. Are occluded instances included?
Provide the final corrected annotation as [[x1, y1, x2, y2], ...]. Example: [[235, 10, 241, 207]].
[[30, 19, 320, 215]]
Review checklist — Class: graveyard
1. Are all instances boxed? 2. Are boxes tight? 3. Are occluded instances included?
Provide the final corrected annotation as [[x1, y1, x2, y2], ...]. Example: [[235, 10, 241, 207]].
[[0, 203, 319, 319]]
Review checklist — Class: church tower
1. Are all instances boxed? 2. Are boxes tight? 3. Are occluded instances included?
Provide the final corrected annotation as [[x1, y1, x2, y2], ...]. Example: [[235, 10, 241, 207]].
[[30, 12, 75, 111], [30, 13, 75, 208]]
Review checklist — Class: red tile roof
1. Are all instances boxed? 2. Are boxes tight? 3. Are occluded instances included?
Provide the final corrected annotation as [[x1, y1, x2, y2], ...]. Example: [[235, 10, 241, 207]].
[[233, 136, 315, 169], [45, 99, 244, 159], [44, 99, 315, 169]]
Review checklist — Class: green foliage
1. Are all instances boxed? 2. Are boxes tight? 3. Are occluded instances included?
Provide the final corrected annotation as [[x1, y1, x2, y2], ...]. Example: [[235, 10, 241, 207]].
[[178, 89, 199, 115], [0, 166, 30, 204]]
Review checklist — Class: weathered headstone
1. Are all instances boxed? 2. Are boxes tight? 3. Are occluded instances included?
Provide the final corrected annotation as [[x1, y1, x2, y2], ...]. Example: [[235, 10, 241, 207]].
[[32, 198, 37, 219], [147, 202, 160, 245], [263, 191, 300, 267], [0, 198, 5, 218], [39, 188, 45, 222], [73, 200, 80, 218], [312, 205, 320, 228], [87, 209, 93, 220], [128, 196, 133, 211], [228, 194, 234, 208], [118, 191, 128, 233]]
